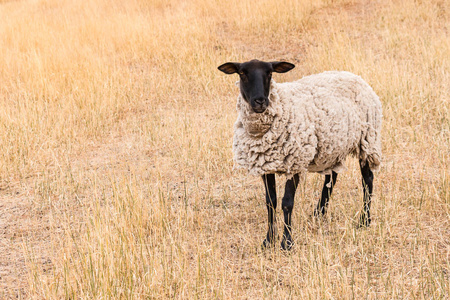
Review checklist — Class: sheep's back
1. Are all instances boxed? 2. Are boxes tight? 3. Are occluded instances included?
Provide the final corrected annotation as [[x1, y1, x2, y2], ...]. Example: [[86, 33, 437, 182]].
[[278, 71, 381, 174]]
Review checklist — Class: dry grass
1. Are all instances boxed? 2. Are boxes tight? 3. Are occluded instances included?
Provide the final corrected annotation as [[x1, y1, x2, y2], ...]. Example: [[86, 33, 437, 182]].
[[0, 0, 449, 298]]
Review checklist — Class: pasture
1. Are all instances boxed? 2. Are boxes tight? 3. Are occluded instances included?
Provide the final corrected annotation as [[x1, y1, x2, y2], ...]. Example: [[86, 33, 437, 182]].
[[0, 0, 449, 298]]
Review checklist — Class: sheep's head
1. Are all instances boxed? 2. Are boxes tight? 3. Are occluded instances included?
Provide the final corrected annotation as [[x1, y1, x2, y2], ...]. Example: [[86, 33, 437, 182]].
[[218, 59, 295, 113]]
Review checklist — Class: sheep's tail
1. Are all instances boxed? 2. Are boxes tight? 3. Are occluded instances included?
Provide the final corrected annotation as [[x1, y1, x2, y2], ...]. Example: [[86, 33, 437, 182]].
[[359, 99, 382, 172]]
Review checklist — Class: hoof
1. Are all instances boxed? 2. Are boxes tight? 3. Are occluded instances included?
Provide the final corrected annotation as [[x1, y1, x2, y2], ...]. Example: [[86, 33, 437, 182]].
[[261, 238, 275, 250], [358, 213, 371, 227], [313, 207, 327, 218], [281, 238, 293, 251]]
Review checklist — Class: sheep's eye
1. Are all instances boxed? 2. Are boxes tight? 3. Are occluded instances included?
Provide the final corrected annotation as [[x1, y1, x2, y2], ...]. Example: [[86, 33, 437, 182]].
[[238, 71, 248, 82]]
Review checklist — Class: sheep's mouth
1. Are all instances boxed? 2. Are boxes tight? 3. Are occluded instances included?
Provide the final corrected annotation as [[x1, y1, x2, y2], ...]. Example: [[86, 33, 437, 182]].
[[252, 106, 267, 113]]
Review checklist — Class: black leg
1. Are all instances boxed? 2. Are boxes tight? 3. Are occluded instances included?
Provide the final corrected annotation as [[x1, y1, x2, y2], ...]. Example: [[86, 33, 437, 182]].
[[359, 160, 374, 227], [314, 171, 338, 216], [281, 174, 300, 251], [262, 174, 277, 248]]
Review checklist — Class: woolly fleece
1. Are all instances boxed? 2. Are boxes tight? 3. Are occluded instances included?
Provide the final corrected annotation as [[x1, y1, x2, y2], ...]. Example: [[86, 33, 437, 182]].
[[233, 71, 382, 177]]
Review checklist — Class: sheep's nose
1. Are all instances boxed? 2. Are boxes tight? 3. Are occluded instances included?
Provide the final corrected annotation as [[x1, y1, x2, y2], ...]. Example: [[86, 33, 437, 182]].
[[253, 97, 265, 105]]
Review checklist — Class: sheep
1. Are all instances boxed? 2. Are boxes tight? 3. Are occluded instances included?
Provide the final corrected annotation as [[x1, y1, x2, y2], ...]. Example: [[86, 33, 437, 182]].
[[218, 59, 382, 250]]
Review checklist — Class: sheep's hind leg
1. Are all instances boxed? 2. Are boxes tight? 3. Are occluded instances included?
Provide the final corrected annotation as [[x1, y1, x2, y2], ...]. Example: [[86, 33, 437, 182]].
[[281, 174, 300, 251], [262, 174, 277, 248], [314, 171, 338, 217], [359, 160, 373, 227]]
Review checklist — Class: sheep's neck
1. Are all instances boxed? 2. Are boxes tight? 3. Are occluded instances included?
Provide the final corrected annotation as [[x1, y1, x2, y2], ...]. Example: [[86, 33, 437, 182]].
[[241, 110, 274, 137], [237, 95, 277, 138]]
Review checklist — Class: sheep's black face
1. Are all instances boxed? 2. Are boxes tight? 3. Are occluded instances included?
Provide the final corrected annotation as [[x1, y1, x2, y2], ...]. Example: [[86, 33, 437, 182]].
[[218, 59, 295, 113]]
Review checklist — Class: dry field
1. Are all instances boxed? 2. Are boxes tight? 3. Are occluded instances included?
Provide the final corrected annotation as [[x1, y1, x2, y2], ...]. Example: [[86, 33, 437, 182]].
[[0, 0, 449, 298]]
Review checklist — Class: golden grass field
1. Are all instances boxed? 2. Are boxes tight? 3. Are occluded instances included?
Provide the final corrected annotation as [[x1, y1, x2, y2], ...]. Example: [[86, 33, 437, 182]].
[[0, 0, 449, 298]]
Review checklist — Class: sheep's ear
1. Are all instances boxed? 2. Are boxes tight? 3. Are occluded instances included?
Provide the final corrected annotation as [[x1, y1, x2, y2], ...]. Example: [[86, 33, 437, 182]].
[[271, 61, 295, 73], [218, 62, 240, 74]]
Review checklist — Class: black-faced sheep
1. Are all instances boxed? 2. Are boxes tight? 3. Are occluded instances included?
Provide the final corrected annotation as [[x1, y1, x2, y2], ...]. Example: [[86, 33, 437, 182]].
[[218, 59, 382, 250]]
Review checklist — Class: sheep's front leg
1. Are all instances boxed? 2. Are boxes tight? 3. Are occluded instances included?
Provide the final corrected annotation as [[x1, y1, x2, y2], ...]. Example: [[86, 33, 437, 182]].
[[359, 161, 373, 227], [262, 174, 277, 248], [281, 174, 299, 250]]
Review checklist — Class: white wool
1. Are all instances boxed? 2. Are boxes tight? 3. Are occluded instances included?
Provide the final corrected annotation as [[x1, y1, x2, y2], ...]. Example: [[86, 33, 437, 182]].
[[233, 71, 382, 177]]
